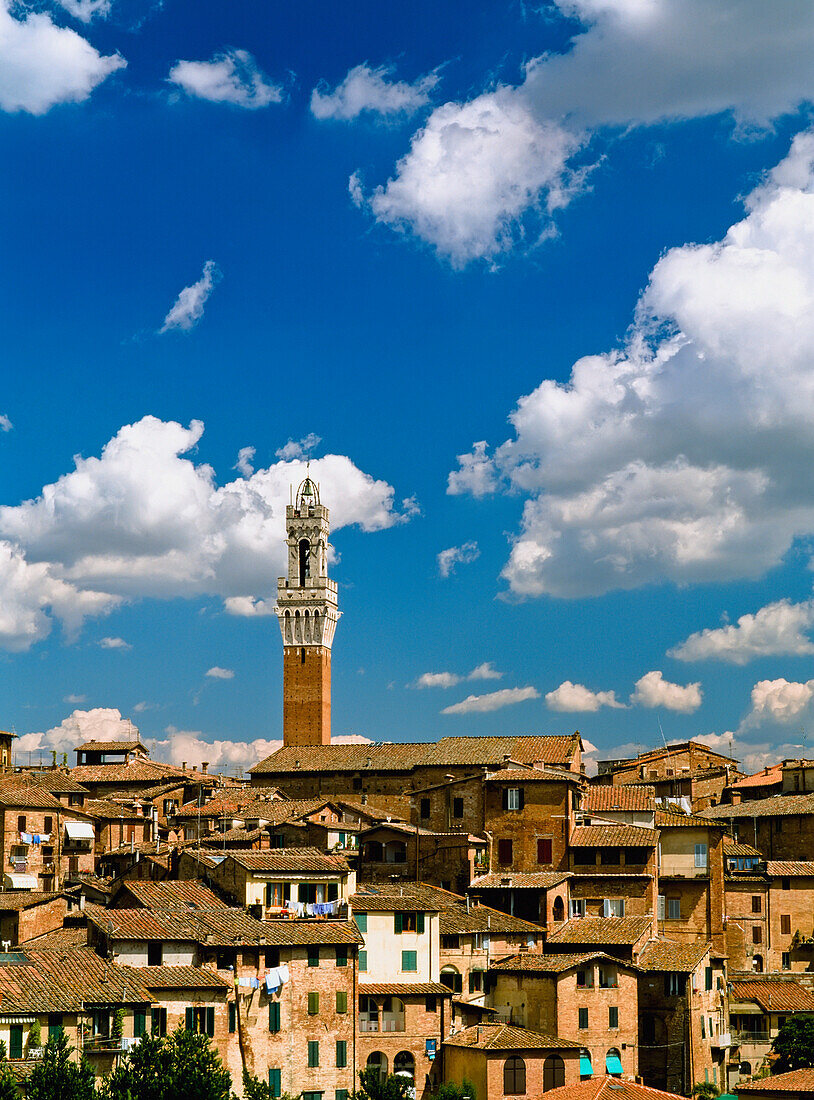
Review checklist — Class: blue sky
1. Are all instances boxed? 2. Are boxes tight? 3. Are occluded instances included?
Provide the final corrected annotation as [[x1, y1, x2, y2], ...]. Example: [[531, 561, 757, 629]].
[[4, 0, 814, 773]]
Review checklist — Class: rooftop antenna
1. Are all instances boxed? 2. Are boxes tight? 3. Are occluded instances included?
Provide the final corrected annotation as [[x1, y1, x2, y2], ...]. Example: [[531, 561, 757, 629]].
[[657, 715, 668, 751]]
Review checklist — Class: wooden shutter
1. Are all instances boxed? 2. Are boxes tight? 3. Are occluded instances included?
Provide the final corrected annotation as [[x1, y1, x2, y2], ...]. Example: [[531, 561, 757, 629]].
[[308, 992, 320, 1015], [185, 1007, 193, 1032], [336, 991, 347, 1013], [269, 1001, 281, 1032], [269, 1069, 282, 1099], [394, 913, 403, 933], [501, 789, 509, 810], [518, 788, 525, 810], [206, 1007, 215, 1037], [416, 912, 425, 934]]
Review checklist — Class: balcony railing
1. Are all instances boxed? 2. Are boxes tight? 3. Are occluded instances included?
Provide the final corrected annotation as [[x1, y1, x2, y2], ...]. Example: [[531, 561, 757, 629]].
[[360, 1019, 405, 1033], [83, 1037, 139, 1053], [733, 1031, 771, 1044]]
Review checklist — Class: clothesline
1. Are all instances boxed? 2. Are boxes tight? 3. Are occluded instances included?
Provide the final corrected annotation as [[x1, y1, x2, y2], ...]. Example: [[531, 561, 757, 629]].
[[19, 832, 50, 845]]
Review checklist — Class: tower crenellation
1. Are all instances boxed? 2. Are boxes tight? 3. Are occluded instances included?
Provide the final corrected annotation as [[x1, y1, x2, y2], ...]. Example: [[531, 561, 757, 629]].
[[275, 474, 340, 746]]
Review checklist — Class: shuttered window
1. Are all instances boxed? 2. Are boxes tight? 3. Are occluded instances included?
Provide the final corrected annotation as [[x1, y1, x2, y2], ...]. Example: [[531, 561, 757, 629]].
[[336, 1040, 347, 1068], [307, 1041, 319, 1068], [269, 1069, 282, 1099], [336, 991, 348, 1013], [308, 992, 320, 1016], [269, 1001, 281, 1033]]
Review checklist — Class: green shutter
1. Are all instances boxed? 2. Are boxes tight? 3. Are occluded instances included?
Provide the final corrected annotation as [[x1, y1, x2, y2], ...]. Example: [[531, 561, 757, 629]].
[[269, 1069, 282, 1099], [308, 992, 320, 1015], [402, 950, 417, 972], [134, 1009, 146, 1038], [185, 1007, 194, 1032], [336, 991, 348, 1013], [9, 1027, 22, 1061], [359, 950, 367, 971], [394, 913, 403, 934], [705, 967, 713, 991], [355, 913, 367, 933], [206, 1007, 215, 1038], [308, 946, 320, 967], [336, 1040, 347, 1068], [269, 1001, 281, 1033], [336, 1091, 349, 1100], [229, 1003, 237, 1033], [308, 1040, 319, 1068], [336, 946, 347, 967], [416, 912, 425, 935]]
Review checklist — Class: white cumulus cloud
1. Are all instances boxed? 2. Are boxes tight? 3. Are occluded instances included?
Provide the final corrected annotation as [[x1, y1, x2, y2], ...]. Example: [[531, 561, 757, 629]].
[[631, 670, 702, 714], [450, 132, 814, 598], [17, 707, 138, 761], [743, 678, 814, 728], [437, 541, 480, 577], [0, 0, 125, 115], [311, 63, 438, 121], [54, 0, 111, 22], [0, 415, 12, 432], [169, 49, 282, 109], [99, 636, 130, 649], [160, 260, 220, 333], [441, 686, 539, 715], [205, 666, 234, 680], [469, 662, 502, 681], [415, 663, 503, 689], [275, 434, 321, 461], [545, 680, 625, 712], [234, 447, 255, 478], [0, 416, 409, 649], [670, 599, 814, 664]]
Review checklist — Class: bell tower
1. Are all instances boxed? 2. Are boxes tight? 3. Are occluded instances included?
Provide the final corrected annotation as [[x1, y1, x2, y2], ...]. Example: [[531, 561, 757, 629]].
[[275, 474, 340, 746]]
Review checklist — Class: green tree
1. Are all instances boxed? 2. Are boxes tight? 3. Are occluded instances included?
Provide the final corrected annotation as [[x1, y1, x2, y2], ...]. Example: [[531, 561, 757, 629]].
[[240, 1072, 300, 1100], [773, 1014, 814, 1073], [110, 1010, 123, 1044], [356, 1068, 414, 1100], [0, 1062, 19, 1100], [27, 1030, 95, 1100], [435, 1081, 476, 1100], [28, 1021, 42, 1052], [99, 1026, 231, 1100], [692, 1084, 719, 1100]]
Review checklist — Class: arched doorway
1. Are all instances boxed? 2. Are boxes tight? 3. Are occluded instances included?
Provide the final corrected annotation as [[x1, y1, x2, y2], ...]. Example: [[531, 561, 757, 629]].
[[752, 954, 764, 973], [441, 966, 462, 994], [552, 896, 565, 923], [366, 1052, 388, 1082], [606, 1048, 623, 1077], [543, 1055, 565, 1091], [504, 1057, 526, 1095], [394, 1051, 415, 1082]]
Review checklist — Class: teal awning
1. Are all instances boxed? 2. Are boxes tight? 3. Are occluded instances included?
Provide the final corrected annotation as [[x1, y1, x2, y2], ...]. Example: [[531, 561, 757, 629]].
[[580, 1056, 593, 1077], [606, 1054, 623, 1076]]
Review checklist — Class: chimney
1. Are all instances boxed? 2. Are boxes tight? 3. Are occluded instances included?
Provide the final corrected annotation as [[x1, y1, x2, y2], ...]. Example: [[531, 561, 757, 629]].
[[202, 762, 209, 774], [182, 761, 187, 772], [79, 894, 86, 911]]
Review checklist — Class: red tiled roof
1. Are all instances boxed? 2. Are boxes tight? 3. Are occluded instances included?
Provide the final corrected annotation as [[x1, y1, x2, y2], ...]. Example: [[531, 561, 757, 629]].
[[766, 861, 814, 877], [0, 784, 67, 810], [0, 947, 150, 1012], [725, 838, 762, 856], [730, 980, 814, 1013], [261, 920, 364, 946], [491, 951, 637, 973], [0, 892, 62, 911], [546, 916, 652, 946], [88, 906, 271, 945], [637, 939, 710, 972], [483, 768, 579, 783], [115, 880, 227, 910], [121, 966, 229, 990], [71, 758, 216, 786], [439, 904, 542, 936], [84, 798, 142, 821], [20, 925, 89, 950], [570, 825, 657, 847], [470, 871, 571, 890], [737, 1068, 814, 1092], [656, 808, 725, 828], [222, 848, 349, 874], [1, 771, 89, 794], [542, 1077, 687, 1100], [731, 765, 783, 790], [583, 786, 656, 812], [443, 1023, 581, 1050], [703, 793, 814, 820], [76, 740, 146, 752]]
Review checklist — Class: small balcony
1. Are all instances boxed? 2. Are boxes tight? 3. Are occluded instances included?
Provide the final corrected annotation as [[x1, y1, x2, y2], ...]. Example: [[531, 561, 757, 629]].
[[83, 1036, 139, 1054], [733, 1031, 771, 1045], [712, 1033, 732, 1048]]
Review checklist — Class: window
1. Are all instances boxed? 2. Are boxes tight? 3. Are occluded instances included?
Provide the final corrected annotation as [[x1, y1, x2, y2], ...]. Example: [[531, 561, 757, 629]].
[[781, 914, 792, 935], [573, 848, 597, 865], [578, 1008, 589, 1029], [695, 844, 708, 869], [425, 996, 437, 1012], [664, 974, 686, 996], [782, 952, 791, 970], [147, 942, 162, 966], [753, 954, 764, 973], [228, 1003, 237, 1033], [474, 933, 490, 952], [185, 1007, 215, 1037], [134, 1010, 146, 1039], [335, 946, 347, 967], [269, 1069, 282, 1099], [782, 877, 791, 891], [606, 1048, 623, 1078], [503, 788, 524, 811], [603, 899, 625, 918], [543, 1055, 565, 1092], [48, 1014, 63, 1041], [570, 899, 585, 918], [9, 1026, 22, 1061], [308, 946, 320, 967], [355, 913, 367, 934], [469, 969, 483, 993], [504, 1056, 526, 1095], [452, 797, 464, 819], [307, 1041, 319, 1069], [308, 992, 320, 1015], [16, 816, 25, 833], [401, 950, 417, 972], [609, 1007, 619, 1028], [336, 1092, 349, 1100], [269, 1001, 281, 1033], [441, 968, 463, 994], [497, 839, 513, 865], [336, 1040, 347, 1068], [303, 1093, 322, 1100], [751, 896, 762, 914], [752, 925, 763, 945], [657, 895, 665, 920], [43, 816, 52, 834], [359, 950, 367, 972], [667, 898, 681, 920], [599, 966, 617, 988], [395, 912, 425, 934], [600, 848, 620, 865], [537, 837, 553, 865], [701, 1017, 705, 1039], [576, 967, 593, 988], [442, 934, 460, 950], [151, 1008, 167, 1036], [420, 798, 430, 819], [705, 967, 713, 991]]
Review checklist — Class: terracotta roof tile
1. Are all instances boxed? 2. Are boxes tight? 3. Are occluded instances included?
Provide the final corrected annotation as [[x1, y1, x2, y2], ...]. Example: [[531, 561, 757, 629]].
[[71, 758, 216, 786], [737, 1068, 814, 1092], [470, 871, 571, 889], [84, 798, 142, 821], [88, 906, 271, 945], [120, 966, 229, 989], [76, 740, 146, 753], [483, 768, 579, 783], [359, 981, 452, 997], [702, 793, 814, 820], [0, 892, 62, 911], [0, 946, 150, 1012], [541, 1077, 688, 1100], [175, 796, 325, 823], [1, 771, 89, 794], [546, 916, 652, 946], [731, 765, 783, 790], [583, 787, 656, 812], [222, 848, 349, 874], [765, 861, 814, 876], [260, 920, 364, 947], [637, 939, 710, 972], [570, 825, 657, 847], [439, 904, 542, 936], [491, 951, 637, 973], [0, 784, 67, 810], [725, 838, 763, 856], [20, 925, 89, 950], [443, 1023, 581, 1050], [353, 882, 464, 911], [656, 808, 725, 828], [730, 980, 814, 1012], [115, 880, 227, 910]]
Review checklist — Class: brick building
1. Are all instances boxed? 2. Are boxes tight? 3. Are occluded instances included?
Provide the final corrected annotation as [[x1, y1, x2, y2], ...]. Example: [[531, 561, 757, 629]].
[[468, 871, 571, 927], [728, 978, 814, 1087], [0, 784, 96, 891], [207, 848, 354, 917], [567, 824, 658, 934], [443, 1023, 582, 1100], [655, 810, 726, 956], [0, 892, 67, 946], [596, 741, 740, 813], [359, 822, 485, 892], [702, 793, 814, 862], [489, 951, 640, 1080]]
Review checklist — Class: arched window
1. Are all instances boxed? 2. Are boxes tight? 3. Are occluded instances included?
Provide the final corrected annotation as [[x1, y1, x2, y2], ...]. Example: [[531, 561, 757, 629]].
[[366, 1052, 388, 1081], [752, 954, 764, 973], [552, 897, 565, 923], [440, 966, 462, 994], [543, 1055, 565, 1091], [504, 1056, 526, 1095], [606, 1048, 623, 1077], [740, 1062, 752, 1076], [394, 1051, 415, 1081], [365, 841, 383, 862], [298, 539, 310, 585]]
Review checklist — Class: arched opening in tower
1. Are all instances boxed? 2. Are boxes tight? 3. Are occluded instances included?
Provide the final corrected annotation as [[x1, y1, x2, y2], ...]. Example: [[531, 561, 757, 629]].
[[298, 538, 310, 585]]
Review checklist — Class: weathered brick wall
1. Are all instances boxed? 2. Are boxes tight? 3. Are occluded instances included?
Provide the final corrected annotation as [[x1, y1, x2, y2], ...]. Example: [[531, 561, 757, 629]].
[[554, 965, 639, 1079], [724, 877, 768, 972], [767, 873, 814, 972], [357, 997, 446, 1100], [410, 777, 484, 838], [9, 896, 67, 946], [282, 646, 331, 747], [483, 781, 572, 874]]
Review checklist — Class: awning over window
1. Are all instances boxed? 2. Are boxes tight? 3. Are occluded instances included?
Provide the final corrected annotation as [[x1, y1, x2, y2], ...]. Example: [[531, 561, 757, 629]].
[[606, 1054, 624, 1076], [579, 1056, 593, 1077], [4, 874, 38, 890], [65, 821, 94, 840]]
